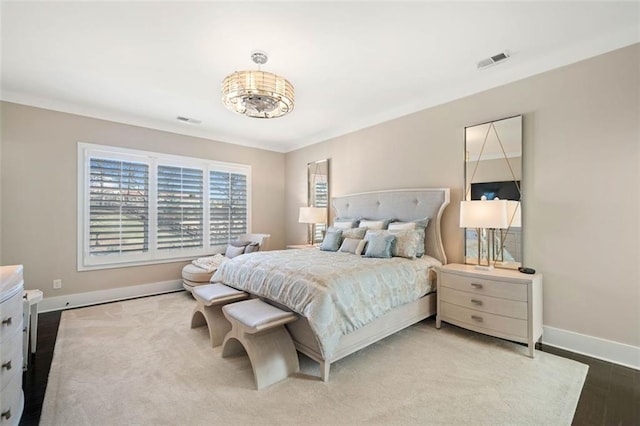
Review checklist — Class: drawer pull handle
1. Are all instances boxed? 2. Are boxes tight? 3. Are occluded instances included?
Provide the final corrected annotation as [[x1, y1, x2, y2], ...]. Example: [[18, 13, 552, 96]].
[[1, 409, 10, 420], [471, 315, 483, 322], [470, 299, 483, 305], [1, 317, 11, 326], [470, 283, 483, 289], [1, 360, 11, 371]]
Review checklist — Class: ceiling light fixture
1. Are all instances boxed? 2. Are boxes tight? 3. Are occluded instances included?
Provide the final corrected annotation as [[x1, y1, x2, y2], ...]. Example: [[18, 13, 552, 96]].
[[221, 51, 295, 119]]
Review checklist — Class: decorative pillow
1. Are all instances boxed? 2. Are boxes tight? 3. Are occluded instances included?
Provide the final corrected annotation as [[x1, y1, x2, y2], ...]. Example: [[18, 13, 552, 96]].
[[243, 242, 260, 254], [229, 240, 252, 247], [320, 229, 343, 252], [333, 218, 359, 229], [388, 218, 429, 257], [225, 244, 246, 259], [339, 238, 367, 255], [364, 233, 396, 258], [359, 218, 394, 230], [341, 227, 367, 241], [388, 229, 422, 259], [359, 220, 385, 230]]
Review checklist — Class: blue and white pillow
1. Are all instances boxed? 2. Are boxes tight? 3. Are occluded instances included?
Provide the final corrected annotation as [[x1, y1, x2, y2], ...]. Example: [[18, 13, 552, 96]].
[[320, 229, 343, 251], [364, 232, 396, 258], [388, 217, 429, 257]]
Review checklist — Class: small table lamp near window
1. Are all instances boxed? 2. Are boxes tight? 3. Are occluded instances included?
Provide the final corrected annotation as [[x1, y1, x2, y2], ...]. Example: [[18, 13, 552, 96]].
[[460, 197, 509, 270], [298, 207, 327, 245]]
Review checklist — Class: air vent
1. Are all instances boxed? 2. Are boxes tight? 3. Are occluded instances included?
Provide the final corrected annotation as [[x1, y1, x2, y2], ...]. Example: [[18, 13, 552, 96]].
[[176, 116, 202, 125], [477, 51, 511, 70]]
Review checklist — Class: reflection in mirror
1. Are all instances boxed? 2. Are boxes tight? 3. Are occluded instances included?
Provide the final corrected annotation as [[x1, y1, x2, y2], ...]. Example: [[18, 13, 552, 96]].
[[465, 115, 522, 269], [308, 159, 330, 244]]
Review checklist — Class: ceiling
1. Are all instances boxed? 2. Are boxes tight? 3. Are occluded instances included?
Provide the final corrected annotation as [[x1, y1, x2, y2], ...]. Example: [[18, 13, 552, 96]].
[[1, 2, 638, 153]]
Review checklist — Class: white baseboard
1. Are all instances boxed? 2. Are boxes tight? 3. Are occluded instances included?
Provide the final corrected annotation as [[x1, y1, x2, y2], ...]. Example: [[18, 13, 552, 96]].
[[542, 325, 639, 371], [38, 279, 184, 313]]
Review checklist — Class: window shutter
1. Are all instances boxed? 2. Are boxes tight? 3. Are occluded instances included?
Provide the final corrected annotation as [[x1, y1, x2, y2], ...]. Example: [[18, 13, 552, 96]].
[[210, 171, 248, 245], [314, 181, 329, 242], [89, 158, 149, 255], [157, 165, 204, 250]]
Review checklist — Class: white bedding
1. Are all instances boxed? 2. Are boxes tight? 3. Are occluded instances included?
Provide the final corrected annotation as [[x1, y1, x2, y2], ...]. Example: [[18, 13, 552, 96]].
[[211, 249, 440, 359]]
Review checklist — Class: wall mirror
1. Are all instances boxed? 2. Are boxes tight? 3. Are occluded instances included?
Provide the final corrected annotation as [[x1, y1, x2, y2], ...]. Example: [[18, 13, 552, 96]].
[[307, 158, 330, 244], [464, 115, 522, 269]]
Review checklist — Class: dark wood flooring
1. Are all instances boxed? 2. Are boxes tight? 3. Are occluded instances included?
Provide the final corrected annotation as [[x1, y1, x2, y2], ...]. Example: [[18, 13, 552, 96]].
[[19, 311, 639, 426]]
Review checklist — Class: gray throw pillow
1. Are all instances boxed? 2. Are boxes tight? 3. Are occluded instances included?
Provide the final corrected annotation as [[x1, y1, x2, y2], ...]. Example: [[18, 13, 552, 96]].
[[341, 227, 367, 241], [320, 229, 343, 251], [225, 244, 245, 259], [243, 242, 260, 253]]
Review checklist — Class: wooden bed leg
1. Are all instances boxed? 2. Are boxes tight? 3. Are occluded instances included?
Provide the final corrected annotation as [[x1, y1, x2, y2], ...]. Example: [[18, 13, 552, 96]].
[[320, 361, 330, 382]]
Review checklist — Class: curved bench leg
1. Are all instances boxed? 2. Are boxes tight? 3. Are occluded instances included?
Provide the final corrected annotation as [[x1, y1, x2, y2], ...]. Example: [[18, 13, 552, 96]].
[[190, 305, 207, 328], [222, 327, 300, 390], [191, 304, 231, 347]]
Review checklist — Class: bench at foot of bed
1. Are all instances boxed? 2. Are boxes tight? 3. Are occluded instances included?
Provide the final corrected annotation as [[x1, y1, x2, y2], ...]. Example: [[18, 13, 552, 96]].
[[222, 298, 299, 390], [190, 284, 249, 347]]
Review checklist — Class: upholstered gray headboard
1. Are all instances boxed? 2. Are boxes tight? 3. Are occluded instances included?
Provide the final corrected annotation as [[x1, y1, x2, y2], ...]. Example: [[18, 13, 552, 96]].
[[332, 188, 450, 264]]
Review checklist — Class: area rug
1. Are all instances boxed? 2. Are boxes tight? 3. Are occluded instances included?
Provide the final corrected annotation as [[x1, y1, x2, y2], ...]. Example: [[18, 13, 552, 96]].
[[41, 292, 587, 425]]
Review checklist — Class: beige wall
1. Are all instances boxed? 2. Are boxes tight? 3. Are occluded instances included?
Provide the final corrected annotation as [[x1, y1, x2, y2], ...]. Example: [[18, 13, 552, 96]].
[[285, 44, 640, 348], [0, 103, 286, 298]]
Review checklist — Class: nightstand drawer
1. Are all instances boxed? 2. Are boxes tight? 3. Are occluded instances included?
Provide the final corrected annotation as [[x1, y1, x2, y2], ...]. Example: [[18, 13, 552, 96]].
[[440, 272, 527, 302], [440, 301, 527, 338], [0, 292, 23, 343], [0, 332, 22, 392], [439, 287, 527, 319]]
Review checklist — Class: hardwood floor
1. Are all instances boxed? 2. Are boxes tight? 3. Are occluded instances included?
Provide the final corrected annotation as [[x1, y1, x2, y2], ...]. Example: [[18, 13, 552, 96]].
[[20, 311, 61, 426], [19, 311, 639, 426]]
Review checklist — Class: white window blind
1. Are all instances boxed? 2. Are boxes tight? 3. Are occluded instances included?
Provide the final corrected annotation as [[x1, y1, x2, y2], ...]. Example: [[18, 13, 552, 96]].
[[210, 171, 247, 245], [313, 181, 328, 242], [157, 165, 204, 250], [89, 158, 149, 255], [78, 143, 251, 270]]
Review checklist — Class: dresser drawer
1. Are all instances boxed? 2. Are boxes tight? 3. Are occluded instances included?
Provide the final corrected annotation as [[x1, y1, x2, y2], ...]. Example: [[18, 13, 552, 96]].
[[0, 370, 23, 426], [439, 286, 528, 320], [0, 332, 23, 392], [0, 292, 23, 343], [440, 301, 527, 338], [440, 272, 527, 302]]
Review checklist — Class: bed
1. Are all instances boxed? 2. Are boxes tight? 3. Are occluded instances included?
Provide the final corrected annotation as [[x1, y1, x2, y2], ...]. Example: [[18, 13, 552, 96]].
[[212, 188, 450, 381]]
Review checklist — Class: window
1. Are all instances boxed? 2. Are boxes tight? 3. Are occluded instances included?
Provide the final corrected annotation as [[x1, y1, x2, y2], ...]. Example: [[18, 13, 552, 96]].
[[78, 143, 251, 270]]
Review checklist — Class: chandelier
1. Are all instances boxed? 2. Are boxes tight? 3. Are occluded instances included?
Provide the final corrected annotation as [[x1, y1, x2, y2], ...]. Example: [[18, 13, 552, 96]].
[[221, 51, 294, 119]]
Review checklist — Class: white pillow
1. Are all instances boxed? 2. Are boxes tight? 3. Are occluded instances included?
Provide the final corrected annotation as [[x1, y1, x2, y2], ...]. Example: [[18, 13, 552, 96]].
[[359, 220, 385, 230], [339, 238, 367, 255], [388, 222, 416, 231], [333, 221, 356, 229]]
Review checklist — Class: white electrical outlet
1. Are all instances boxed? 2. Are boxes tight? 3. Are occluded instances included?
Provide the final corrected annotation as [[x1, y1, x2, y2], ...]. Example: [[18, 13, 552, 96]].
[[53, 279, 62, 289]]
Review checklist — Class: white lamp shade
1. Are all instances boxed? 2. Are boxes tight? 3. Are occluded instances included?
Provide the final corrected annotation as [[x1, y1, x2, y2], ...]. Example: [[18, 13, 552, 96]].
[[298, 207, 327, 224], [460, 200, 509, 229], [506, 200, 522, 228]]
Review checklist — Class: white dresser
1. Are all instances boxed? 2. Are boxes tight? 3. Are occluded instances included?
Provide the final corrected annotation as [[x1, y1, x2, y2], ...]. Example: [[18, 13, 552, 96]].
[[436, 263, 543, 357], [0, 265, 24, 426]]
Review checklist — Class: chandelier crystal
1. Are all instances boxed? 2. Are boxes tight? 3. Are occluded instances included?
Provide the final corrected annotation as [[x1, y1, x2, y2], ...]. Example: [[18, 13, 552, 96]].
[[221, 52, 294, 119]]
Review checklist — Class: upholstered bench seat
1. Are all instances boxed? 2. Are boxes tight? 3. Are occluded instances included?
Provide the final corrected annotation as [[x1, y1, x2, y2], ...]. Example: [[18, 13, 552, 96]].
[[190, 284, 248, 347], [222, 299, 299, 390], [183, 264, 216, 283]]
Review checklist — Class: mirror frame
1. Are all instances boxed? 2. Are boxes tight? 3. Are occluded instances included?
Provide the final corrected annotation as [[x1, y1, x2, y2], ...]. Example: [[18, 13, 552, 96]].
[[464, 115, 522, 269], [307, 158, 330, 244]]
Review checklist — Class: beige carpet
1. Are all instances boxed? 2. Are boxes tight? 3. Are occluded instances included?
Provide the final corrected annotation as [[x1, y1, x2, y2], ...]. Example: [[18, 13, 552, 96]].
[[41, 292, 587, 425]]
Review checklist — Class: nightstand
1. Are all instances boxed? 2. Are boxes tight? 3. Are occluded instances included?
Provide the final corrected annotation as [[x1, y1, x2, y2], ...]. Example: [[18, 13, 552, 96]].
[[286, 244, 317, 249], [436, 263, 543, 357]]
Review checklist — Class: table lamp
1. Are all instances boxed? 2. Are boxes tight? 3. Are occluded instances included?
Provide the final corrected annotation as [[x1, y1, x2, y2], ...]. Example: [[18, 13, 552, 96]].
[[298, 207, 327, 245], [460, 197, 509, 269]]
